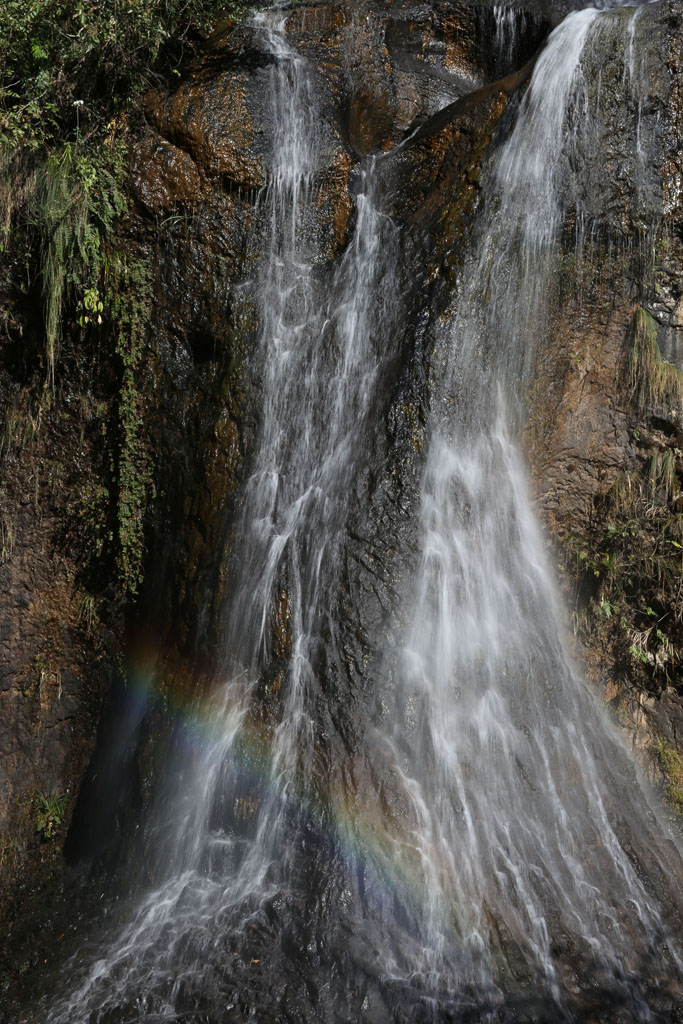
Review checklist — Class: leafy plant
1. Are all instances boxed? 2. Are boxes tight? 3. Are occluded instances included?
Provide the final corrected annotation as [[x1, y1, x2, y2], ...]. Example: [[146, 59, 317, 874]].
[[563, 459, 682, 692], [35, 791, 68, 840], [0, 0, 260, 152], [25, 143, 126, 387]]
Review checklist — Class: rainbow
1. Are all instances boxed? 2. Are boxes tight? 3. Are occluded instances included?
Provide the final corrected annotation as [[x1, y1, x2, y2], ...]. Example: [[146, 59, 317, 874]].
[[120, 635, 476, 974]]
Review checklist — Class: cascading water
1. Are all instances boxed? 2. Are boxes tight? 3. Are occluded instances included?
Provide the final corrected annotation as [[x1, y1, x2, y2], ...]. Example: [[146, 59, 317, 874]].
[[44, 12, 400, 1022], [492, 4, 530, 75], [26, 3, 683, 1023], [374, 5, 683, 1019]]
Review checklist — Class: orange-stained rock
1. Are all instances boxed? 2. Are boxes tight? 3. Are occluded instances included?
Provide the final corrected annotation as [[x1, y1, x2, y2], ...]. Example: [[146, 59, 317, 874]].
[[349, 88, 395, 155], [132, 138, 204, 214], [145, 72, 266, 188], [315, 145, 353, 257]]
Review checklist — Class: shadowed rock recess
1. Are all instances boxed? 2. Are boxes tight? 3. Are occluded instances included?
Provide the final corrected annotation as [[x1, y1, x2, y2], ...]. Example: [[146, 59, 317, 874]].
[[1, 0, 683, 1021]]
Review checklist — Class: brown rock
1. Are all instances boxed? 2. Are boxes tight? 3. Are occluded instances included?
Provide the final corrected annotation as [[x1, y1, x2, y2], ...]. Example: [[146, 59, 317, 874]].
[[145, 73, 266, 188], [132, 137, 204, 214]]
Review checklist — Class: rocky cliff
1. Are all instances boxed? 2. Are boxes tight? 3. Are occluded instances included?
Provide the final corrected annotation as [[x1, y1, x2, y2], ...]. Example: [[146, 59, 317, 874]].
[[0, 0, 682, 1013]]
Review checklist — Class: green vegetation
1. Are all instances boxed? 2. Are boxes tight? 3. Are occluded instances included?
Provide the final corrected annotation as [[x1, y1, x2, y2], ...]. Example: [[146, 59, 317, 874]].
[[655, 741, 683, 815], [111, 255, 155, 594], [565, 299, 679, 704], [1, 0, 260, 596], [648, 450, 678, 502], [79, 592, 98, 635], [629, 307, 683, 413], [0, 0, 259, 377], [34, 791, 68, 840], [561, 467, 682, 692], [560, 430, 683, 815], [27, 143, 126, 388], [0, 0, 258, 152]]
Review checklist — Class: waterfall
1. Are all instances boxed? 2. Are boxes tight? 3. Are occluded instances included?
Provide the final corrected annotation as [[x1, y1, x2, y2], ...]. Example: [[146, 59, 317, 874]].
[[38, 3, 683, 1023], [45, 12, 401, 1022], [379, 6, 682, 1019]]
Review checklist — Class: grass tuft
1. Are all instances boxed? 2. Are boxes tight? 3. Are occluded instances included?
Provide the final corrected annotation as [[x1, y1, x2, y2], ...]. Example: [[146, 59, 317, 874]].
[[629, 307, 683, 413]]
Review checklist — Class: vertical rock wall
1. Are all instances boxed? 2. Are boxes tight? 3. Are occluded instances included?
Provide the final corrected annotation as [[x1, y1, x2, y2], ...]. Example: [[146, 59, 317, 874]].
[[1, 0, 682, 981]]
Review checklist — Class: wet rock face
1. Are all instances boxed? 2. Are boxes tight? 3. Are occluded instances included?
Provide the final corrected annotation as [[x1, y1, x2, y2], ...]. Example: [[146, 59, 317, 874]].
[[3, 0, 683, 1017], [0, 489, 112, 897], [526, 0, 683, 522], [43, 0, 520, 894], [523, 0, 683, 762], [124, 5, 535, 637], [0, 0, 537, 1002], [0, 338, 127, 930]]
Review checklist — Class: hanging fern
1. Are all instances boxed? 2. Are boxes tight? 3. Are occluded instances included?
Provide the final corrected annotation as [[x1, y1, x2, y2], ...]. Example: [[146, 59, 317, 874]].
[[629, 306, 683, 413]]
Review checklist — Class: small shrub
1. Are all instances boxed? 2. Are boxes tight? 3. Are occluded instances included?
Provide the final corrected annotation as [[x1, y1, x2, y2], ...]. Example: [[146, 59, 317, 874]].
[[562, 461, 682, 693], [35, 791, 68, 840], [26, 144, 126, 387]]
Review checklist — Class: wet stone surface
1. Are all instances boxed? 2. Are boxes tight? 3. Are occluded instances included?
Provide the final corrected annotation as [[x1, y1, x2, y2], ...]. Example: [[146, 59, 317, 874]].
[[2, 1, 683, 1022]]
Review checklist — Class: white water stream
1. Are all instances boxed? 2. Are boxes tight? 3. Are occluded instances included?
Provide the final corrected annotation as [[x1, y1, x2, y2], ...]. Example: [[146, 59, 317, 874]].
[[46, 12, 400, 1022], [380, 6, 682, 1018]]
